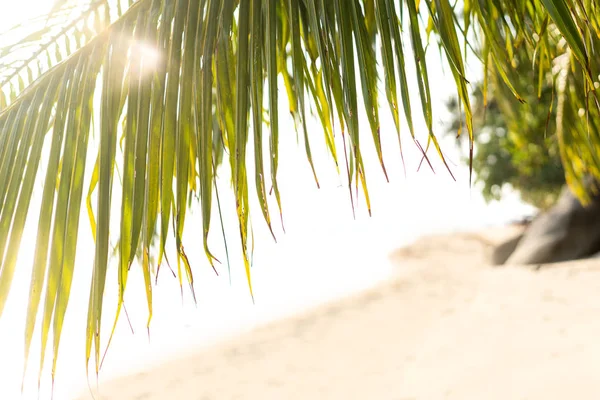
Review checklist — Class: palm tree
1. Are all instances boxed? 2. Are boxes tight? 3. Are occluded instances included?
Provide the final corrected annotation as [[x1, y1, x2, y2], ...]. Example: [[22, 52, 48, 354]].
[[446, 43, 566, 210], [0, 0, 598, 387], [446, 12, 600, 206]]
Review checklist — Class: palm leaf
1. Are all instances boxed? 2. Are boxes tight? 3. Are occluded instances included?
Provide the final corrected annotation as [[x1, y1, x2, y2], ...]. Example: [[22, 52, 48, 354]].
[[0, 0, 598, 389]]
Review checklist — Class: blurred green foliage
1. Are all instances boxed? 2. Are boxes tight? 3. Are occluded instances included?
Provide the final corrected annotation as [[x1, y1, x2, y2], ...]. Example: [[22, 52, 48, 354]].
[[447, 41, 567, 209]]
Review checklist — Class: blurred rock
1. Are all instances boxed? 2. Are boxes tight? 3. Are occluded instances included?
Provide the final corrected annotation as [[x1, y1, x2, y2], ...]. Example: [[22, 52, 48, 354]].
[[501, 184, 600, 265], [490, 232, 524, 265]]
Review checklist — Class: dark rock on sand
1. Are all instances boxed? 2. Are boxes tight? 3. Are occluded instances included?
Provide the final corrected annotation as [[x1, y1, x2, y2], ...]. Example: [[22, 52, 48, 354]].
[[497, 184, 600, 265], [491, 232, 524, 265]]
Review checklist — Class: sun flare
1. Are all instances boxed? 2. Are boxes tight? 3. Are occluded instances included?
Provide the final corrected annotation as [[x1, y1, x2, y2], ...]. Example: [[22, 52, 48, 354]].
[[129, 41, 162, 76]]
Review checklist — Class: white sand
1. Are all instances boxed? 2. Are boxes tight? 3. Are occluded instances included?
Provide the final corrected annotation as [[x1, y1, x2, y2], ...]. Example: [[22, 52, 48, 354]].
[[77, 225, 600, 399]]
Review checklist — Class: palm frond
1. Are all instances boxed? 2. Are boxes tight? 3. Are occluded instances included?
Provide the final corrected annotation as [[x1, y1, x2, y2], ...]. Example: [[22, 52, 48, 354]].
[[0, 0, 126, 110], [0, 0, 598, 388]]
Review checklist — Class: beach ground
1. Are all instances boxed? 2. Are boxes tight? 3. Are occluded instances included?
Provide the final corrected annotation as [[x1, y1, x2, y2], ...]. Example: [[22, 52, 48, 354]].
[[77, 225, 600, 399]]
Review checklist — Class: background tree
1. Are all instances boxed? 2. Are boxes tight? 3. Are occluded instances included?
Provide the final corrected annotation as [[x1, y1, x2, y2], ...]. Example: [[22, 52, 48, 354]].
[[0, 0, 599, 388], [446, 43, 565, 209], [447, 18, 600, 210]]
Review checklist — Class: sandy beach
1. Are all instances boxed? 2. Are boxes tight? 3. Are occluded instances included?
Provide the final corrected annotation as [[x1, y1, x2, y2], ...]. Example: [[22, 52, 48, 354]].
[[76, 225, 600, 399]]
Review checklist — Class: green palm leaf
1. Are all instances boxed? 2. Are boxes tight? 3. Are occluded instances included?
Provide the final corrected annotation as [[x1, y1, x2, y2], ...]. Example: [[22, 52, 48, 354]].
[[0, 0, 598, 390]]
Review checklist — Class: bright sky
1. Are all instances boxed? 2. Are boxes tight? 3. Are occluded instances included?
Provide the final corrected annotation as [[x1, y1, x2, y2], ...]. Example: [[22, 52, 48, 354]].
[[1, 1, 50, 24], [0, 2, 535, 399]]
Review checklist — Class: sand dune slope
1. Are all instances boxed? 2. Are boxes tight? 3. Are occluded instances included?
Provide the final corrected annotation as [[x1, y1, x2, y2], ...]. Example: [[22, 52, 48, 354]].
[[79, 226, 600, 400]]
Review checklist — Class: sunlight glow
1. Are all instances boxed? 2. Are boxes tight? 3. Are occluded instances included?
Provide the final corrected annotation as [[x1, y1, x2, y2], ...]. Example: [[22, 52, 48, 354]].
[[0, 1, 51, 27], [129, 41, 162, 77]]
